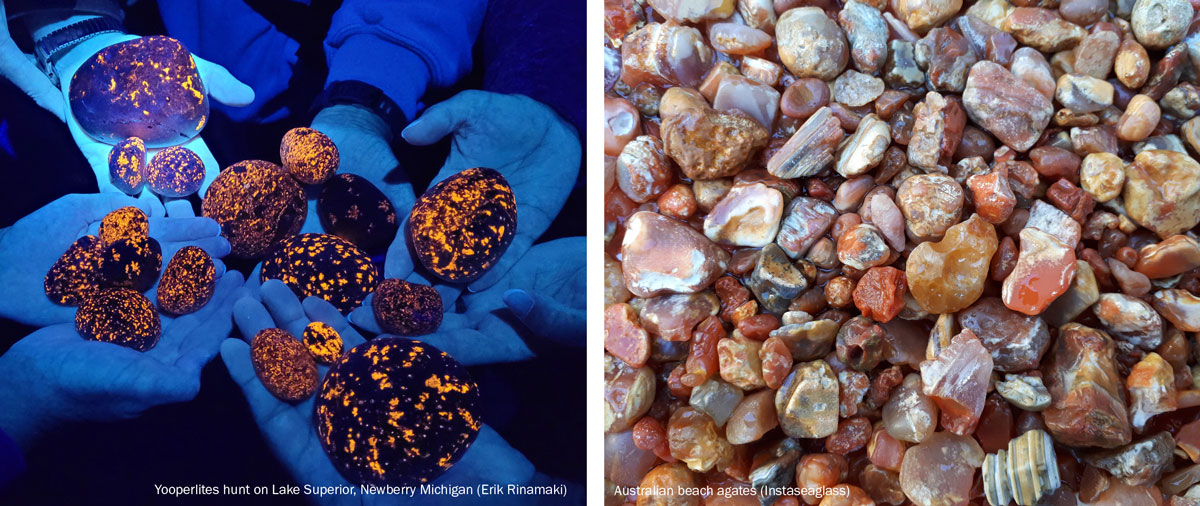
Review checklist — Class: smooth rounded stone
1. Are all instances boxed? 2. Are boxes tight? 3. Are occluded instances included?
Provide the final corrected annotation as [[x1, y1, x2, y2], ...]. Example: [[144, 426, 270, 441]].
[[899, 432, 984, 506], [316, 174, 398, 253], [1061, 0, 1108, 24], [261, 234, 379, 315], [1123, 150, 1200, 238], [861, 192, 906, 251], [1074, 30, 1121, 79], [302, 321, 343, 365], [604, 96, 639, 157], [712, 74, 780, 130], [896, 173, 964, 241], [689, 377, 744, 426], [1003, 8, 1086, 53], [957, 297, 1050, 373], [1043, 323, 1132, 449], [1126, 353, 1178, 432], [747, 243, 809, 313], [1162, 83, 1200, 119], [1117, 94, 1161, 142], [372, 279, 443, 336], [1081, 152, 1126, 203], [156, 246, 215, 316], [409, 167, 516, 283], [832, 175, 875, 212], [915, 27, 977, 93], [1107, 258, 1151, 296], [996, 374, 1052, 411], [280, 127, 339, 185], [617, 135, 672, 203], [201, 160, 306, 259], [660, 88, 769, 181], [1024, 200, 1081, 250], [251, 328, 318, 402], [1056, 74, 1115, 113], [780, 78, 831, 120], [1010, 47, 1057, 101], [832, 70, 885, 107], [907, 92, 967, 172], [767, 106, 844, 179], [68, 36, 208, 147], [769, 319, 839, 361], [1153, 289, 1200, 331], [620, 23, 712, 88], [726, 390, 778, 445], [604, 354, 655, 433], [708, 22, 771, 55], [1132, 0, 1194, 49], [44, 235, 103, 305], [605, 431, 657, 487], [837, 223, 891, 271], [668, 407, 733, 472], [636, 463, 700, 506], [314, 337, 479, 486], [1001, 228, 1077, 316], [702, 183, 783, 247], [1116, 38, 1152, 89], [1093, 293, 1163, 350], [775, 360, 839, 439], [839, 1, 888, 74], [885, 40, 926, 90], [963, 61, 1053, 152], [1043, 260, 1100, 328], [146, 146, 204, 197], [75, 288, 161, 352], [883, 374, 938, 443], [965, 164, 1016, 224], [621, 211, 729, 298], [921, 331, 993, 435], [107, 137, 146, 195], [98, 205, 149, 246], [647, 0, 733, 23], [837, 316, 888, 371], [1085, 432, 1175, 486], [640, 292, 719, 342], [776, 7, 849, 80], [1133, 134, 1188, 155], [716, 335, 765, 390], [737, 0, 775, 32], [906, 215, 997, 315], [97, 236, 162, 292], [776, 197, 837, 258], [836, 113, 890, 177], [892, 0, 962, 34]]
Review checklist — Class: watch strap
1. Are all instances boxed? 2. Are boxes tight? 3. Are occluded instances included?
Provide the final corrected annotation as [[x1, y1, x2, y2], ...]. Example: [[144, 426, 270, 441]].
[[34, 15, 124, 87], [313, 80, 408, 140]]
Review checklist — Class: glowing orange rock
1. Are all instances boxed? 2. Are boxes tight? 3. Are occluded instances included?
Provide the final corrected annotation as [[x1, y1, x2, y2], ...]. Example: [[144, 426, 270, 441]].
[[1002, 228, 1077, 316]]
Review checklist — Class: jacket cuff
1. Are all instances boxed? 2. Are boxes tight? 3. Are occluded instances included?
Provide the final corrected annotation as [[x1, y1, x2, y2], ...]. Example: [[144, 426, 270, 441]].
[[325, 34, 430, 121], [0, 427, 26, 488]]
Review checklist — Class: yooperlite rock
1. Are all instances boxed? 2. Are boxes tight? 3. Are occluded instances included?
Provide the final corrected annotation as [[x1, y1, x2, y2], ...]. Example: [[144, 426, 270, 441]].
[[146, 146, 204, 197], [302, 322, 344, 365], [107, 138, 147, 195], [97, 236, 162, 292], [44, 235, 104, 305], [260, 234, 378, 315], [251, 328, 318, 402], [371, 279, 443, 336], [280, 127, 339, 184], [68, 36, 209, 147], [156, 246, 215, 315], [201, 160, 306, 258], [409, 168, 516, 283], [317, 174, 398, 253], [75, 288, 161, 351]]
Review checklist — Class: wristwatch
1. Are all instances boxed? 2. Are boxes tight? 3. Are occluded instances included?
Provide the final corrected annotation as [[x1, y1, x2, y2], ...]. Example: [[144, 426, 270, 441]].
[[313, 80, 408, 140], [33, 16, 124, 88]]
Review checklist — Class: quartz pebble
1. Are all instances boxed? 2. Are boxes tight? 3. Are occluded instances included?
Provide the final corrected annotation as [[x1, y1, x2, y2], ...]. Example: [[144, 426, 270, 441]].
[[832, 71, 885, 107], [1117, 95, 1161, 142], [747, 243, 809, 313], [837, 223, 891, 271], [965, 164, 1016, 224], [1025, 200, 1081, 250], [640, 292, 720, 342], [1074, 30, 1120, 79], [893, 0, 963, 34], [1043, 260, 1100, 328], [1080, 152, 1125, 202], [957, 297, 1050, 372], [605, 303, 650, 367], [1132, 0, 1194, 49], [1001, 228, 1077, 316], [689, 377, 743, 426], [906, 214, 997, 314], [907, 92, 966, 172], [1003, 8, 1086, 53], [896, 173, 964, 241], [770, 319, 839, 361], [916, 27, 977, 93], [1085, 432, 1176, 486], [776, 197, 837, 258], [1152, 289, 1200, 332], [703, 183, 783, 247], [713, 74, 780, 129], [885, 40, 925, 90], [1011, 47, 1057, 101], [836, 114, 890, 177], [996, 374, 1052, 411], [1093, 293, 1163, 350], [1043, 323, 1132, 448], [621, 211, 730, 297], [1056, 74, 1115, 114], [1123, 150, 1200, 238], [775, 360, 840, 439], [920, 330, 994, 435], [717, 334, 765, 390], [616, 135, 672, 203], [899, 431, 984, 506], [1125, 353, 1177, 432], [668, 407, 732, 472], [839, 1, 888, 74], [621, 23, 712, 88], [776, 7, 849, 80], [604, 96, 639, 156], [882, 374, 938, 443], [604, 355, 655, 433], [725, 390, 777, 444]]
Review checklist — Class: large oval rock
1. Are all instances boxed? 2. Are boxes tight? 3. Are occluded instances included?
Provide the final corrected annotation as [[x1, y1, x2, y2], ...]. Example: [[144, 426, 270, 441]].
[[318, 173, 398, 254], [409, 168, 517, 283], [963, 61, 1053, 152], [897, 173, 964, 241], [776, 7, 848, 80], [621, 23, 713, 88], [1123, 150, 1200, 238], [261, 234, 379, 315], [621, 211, 729, 297], [201, 160, 306, 259], [703, 183, 783, 247]]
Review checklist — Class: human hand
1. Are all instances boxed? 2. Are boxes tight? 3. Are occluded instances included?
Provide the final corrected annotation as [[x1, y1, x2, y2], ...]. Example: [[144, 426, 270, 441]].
[[0, 193, 230, 327], [396, 91, 581, 293], [0, 270, 245, 451], [221, 280, 534, 505]]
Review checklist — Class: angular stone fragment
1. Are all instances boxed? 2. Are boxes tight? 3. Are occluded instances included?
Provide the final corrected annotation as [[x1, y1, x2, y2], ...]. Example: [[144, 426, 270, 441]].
[[1093, 293, 1163, 350], [621, 211, 730, 297], [1085, 432, 1176, 486], [962, 61, 1053, 151], [746, 243, 808, 314], [621, 23, 713, 88], [776, 7, 849, 80], [767, 106, 844, 179], [750, 439, 801, 506], [921, 330, 994, 435], [906, 214, 997, 314], [1056, 74, 1115, 113], [885, 40, 925, 90], [893, 0, 963, 34], [1126, 353, 1177, 433], [1124, 150, 1200, 238], [717, 334, 766, 390], [769, 319, 839, 361], [1043, 323, 1132, 449], [640, 292, 720, 341], [832, 70, 885, 107], [1002, 228, 1076, 316], [668, 407, 733, 472], [839, 1, 889, 74], [712, 74, 780, 130], [899, 432, 985, 506], [837, 223, 891, 271], [1081, 152, 1126, 203], [897, 173, 964, 241], [908, 92, 967, 172], [689, 377, 744, 427], [957, 297, 1050, 373], [966, 164, 1016, 224], [836, 114, 890, 178], [916, 27, 977, 93], [776, 197, 837, 258], [996, 374, 1052, 411], [1043, 260, 1099, 328], [1162, 83, 1200, 119], [1003, 8, 1086, 53], [883, 374, 938, 444], [1025, 200, 1081, 249], [853, 267, 907, 324], [776, 360, 839, 439], [1152, 289, 1200, 332], [660, 88, 769, 180], [726, 390, 778, 445], [703, 183, 783, 247]]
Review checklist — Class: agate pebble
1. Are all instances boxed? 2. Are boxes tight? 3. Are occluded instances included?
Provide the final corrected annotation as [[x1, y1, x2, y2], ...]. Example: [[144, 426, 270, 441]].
[[303, 321, 344, 365], [108, 138, 147, 195], [317, 173, 398, 253], [44, 235, 104, 305], [156, 246, 215, 315], [147, 146, 205, 197], [409, 167, 517, 283], [250, 328, 319, 402], [201, 160, 306, 258], [280, 127, 339, 184], [314, 337, 481, 486], [260, 233, 378, 314], [75, 288, 161, 351], [372, 279, 443, 336], [98, 236, 162, 292]]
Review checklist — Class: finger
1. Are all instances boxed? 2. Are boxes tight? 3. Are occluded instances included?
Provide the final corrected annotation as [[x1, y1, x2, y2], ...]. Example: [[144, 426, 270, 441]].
[[195, 57, 255, 107], [467, 234, 533, 293], [137, 190, 168, 218], [302, 296, 367, 349], [164, 199, 196, 218], [503, 289, 585, 347], [149, 216, 221, 241], [347, 294, 384, 335], [184, 137, 221, 197], [233, 296, 274, 342], [437, 425, 535, 486], [383, 215, 416, 279], [400, 90, 488, 146], [244, 263, 263, 299], [220, 339, 291, 424], [261, 279, 309, 338], [414, 325, 533, 366], [175, 275, 246, 372]]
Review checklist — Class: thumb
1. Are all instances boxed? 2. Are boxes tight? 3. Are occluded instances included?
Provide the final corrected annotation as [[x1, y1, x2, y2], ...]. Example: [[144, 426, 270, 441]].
[[195, 57, 254, 107], [503, 289, 584, 347], [400, 90, 492, 146], [0, 46, 66, 121]]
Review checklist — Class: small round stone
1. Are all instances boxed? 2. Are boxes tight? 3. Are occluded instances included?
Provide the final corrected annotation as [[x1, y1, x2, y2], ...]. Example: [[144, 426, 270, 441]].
[[1132, 0, 1194, 50], [44, 235, 104, 305], [317, 173, 398, 253], [108, 138, 146, 195], [98, 206, 149, 246], [147, 146, 205, 197], [250, 328, 318, 402], [314, 337, 481, 486], [98, 236, 162, 292], [75, 288, 161, 351], [156, 246, 215, 315], [302, 321, 344, 365], [409, 168, 517, 283], [280, 127, 339, 185], [372, 279, 443, 336], [201, 160, 306, 258], [260, 233, 378, 314]]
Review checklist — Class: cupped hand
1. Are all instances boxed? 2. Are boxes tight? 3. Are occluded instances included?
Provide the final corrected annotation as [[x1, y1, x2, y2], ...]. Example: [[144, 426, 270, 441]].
[[396, 91, 581, 293], [0, 270, 245, 450], [221, 280, 534, 506], [0, 193, 229, 327]]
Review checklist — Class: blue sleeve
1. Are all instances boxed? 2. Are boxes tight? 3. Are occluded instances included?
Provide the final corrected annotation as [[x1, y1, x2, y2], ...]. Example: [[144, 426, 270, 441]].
[[0, 427, 26, 488], [324, 0, 486, 120]]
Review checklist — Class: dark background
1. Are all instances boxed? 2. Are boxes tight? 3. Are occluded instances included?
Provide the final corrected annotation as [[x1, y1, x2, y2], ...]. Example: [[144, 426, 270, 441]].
[[0, 1, 585, 504]]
